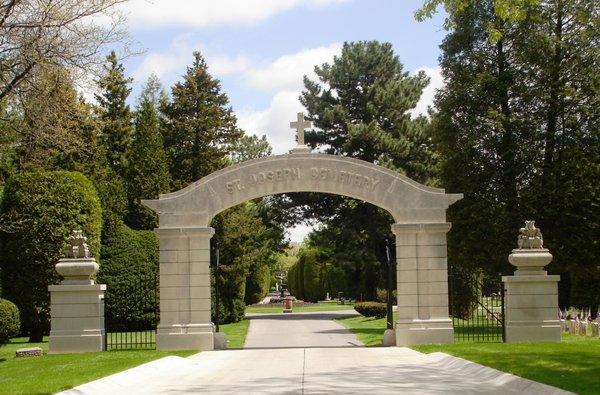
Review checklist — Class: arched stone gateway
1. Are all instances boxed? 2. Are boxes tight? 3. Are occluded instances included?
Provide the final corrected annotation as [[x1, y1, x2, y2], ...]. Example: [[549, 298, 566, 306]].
[[143, 115, 463, 350]]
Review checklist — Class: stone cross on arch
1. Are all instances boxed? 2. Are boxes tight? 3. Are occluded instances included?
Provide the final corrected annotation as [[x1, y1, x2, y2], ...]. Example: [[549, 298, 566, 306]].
[[290, 112, 312, 146]]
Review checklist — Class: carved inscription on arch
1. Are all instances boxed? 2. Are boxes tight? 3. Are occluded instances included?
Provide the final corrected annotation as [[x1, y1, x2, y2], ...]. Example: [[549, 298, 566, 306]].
[[225, 166, 381, 194]]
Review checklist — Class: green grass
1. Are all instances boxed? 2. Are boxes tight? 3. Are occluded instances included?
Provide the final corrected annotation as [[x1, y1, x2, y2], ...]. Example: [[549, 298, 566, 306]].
[[337, 314, 503, 345], [338, 314, 599, 394], [414, 334, 600, 395], [246, 302, 356, 314], [0, 337, 194, 395], [336, 314, 395, 346], [220, 319, 250, 348]]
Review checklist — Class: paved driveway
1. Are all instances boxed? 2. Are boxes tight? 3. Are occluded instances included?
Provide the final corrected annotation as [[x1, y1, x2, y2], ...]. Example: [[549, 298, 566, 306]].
[[62, 311, 570, 395], [243, 310, 362, 348]]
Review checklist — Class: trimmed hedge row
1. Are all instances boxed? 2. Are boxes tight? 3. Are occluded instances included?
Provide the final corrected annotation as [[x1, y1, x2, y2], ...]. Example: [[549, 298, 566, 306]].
[[354, 302, 387, 318], [97, 220, 159, 329], [0, 171, 102, 341]]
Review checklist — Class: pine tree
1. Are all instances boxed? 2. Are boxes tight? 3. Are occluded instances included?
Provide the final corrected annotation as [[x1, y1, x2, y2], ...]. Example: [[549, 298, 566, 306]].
[[95, 51, 134, 176], [430, 0, 600, 310], [162, 52, 242, 189], [124, 77, 171, 230], [285, 41, 436, 299]]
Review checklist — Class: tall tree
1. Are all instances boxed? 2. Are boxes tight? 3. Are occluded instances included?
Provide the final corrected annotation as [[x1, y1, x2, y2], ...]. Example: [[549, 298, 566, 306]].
[[230, 134, 272, 163], [287, 40, 436, 299], [124, 77, 171, 230], [95, 50, 133, 176], [162, 52, 242, 190], [430, 0, 599, 310]]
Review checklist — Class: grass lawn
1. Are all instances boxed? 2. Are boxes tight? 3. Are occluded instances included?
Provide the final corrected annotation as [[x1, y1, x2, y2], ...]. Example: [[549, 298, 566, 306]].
[[0, 337, 195, 395], [246, 302, 356, 314], [414, 334, 600, 395], [336, 314, 395, 346], [219, 319, 250, 348], [337, 314, 599, 394]]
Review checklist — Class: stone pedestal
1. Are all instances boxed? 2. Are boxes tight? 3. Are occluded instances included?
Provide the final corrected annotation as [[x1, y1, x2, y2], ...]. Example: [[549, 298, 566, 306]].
[[155, 227, 215, 351], [502, 248, 561, 343], [49, 232, 107, 354], [48, 283, 106, 354], [392, 223, 454, 346]]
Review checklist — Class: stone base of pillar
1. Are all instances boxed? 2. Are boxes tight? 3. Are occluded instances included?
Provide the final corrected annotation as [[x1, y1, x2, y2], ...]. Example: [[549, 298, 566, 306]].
[[395, 318, 454, 346], [49, 329, 105, 354], [156, 323, 214, 351], [48, 284, 106, 354], [503, 275, 561, 343]]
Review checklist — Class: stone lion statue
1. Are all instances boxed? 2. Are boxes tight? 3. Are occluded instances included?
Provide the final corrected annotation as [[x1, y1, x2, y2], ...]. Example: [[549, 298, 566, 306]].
[[517, 220, 544, 249], [63, 230, 90, 259]]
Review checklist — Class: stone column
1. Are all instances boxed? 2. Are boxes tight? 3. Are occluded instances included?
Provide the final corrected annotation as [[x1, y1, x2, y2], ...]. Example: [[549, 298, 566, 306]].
[[502, 221, 561, 342], [48, 231, 105, 354], [155, 227, 214, 351], [392, 223, 454, 346]]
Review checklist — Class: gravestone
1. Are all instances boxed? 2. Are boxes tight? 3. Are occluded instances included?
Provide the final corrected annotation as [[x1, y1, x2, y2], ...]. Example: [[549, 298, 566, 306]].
[[579, 322, 587, 336], [592, 322, 599, 337]]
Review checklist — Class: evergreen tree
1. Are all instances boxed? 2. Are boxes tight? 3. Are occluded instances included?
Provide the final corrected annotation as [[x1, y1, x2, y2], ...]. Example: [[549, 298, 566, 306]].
[[230, 134, 272, 163], [124, 78, 171, 230], [95, 50, 134, 176], [162, 52, 242, 190], [284, 41, 435, 299], [430, 0, 599, 310]]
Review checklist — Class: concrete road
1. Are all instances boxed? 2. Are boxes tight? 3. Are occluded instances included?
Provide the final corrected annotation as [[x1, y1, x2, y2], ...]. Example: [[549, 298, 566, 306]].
[[62, 311, 570, 394], [62, 346, 569, 394], [243, 310, 362, 348]]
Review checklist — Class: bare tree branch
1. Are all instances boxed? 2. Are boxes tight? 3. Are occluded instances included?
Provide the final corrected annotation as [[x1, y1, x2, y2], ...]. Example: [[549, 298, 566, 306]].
[[0, 0, 135, 101]]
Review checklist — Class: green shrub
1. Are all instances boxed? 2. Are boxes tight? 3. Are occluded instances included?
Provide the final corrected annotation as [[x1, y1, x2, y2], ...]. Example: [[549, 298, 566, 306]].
[[97, 220, 159, 329], [376, 288, 397, 303], [0, 298, 20, 345], [354, 302, 387, 318], [0, 171, 101, 341], [245, 263, 271, 305]]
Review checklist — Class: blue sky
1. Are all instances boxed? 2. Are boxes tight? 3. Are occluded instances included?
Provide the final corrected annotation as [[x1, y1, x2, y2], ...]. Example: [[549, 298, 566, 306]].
[[114, 0, 448, 240]]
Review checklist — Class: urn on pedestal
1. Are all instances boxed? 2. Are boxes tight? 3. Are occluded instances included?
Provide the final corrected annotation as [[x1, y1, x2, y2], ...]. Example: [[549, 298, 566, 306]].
[[508, 220, 553, 275]]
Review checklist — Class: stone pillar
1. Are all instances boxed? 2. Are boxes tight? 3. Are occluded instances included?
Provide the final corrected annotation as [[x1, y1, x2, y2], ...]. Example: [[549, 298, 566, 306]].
[[48, 231, 105, 354], [502, 221, 561, 343], [392, 223, 454, 346], [155, 227, 214, 351]]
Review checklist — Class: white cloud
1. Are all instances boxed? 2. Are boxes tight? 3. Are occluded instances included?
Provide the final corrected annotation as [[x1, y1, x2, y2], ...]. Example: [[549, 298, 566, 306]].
[[121, 0, 347, 29], [244, 43, 341, 92], [410, 66, 444, 117], [236, 90, 304, 154]]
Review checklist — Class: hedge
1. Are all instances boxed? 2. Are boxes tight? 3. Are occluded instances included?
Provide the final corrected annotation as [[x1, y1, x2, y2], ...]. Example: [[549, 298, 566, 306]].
[[0, 171, 102, 341], [354, 302, 387, 318], [0, 298, 20, 345], [96, 220, 159, 329]]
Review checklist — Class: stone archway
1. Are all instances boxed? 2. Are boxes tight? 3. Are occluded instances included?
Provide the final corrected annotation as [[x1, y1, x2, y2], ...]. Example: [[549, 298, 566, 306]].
[[143, 116, 462, 351]]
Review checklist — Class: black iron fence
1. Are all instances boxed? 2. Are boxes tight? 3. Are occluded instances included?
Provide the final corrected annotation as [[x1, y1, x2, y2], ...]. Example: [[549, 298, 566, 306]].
[[448, 267, 505, 342], [104, 273, 159, 350]]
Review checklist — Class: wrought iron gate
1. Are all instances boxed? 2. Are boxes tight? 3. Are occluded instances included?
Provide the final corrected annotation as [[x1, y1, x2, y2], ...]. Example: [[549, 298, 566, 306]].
[[104, 273, 159, 350], [448, 266, 505, 342]]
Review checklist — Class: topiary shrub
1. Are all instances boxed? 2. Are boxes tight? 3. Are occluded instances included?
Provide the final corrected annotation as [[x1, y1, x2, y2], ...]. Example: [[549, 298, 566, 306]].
[[97, 220, 159, 330], [0, 298, 20, 345], [354, 301, 387, 318], [0, 171, 101, 342]]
